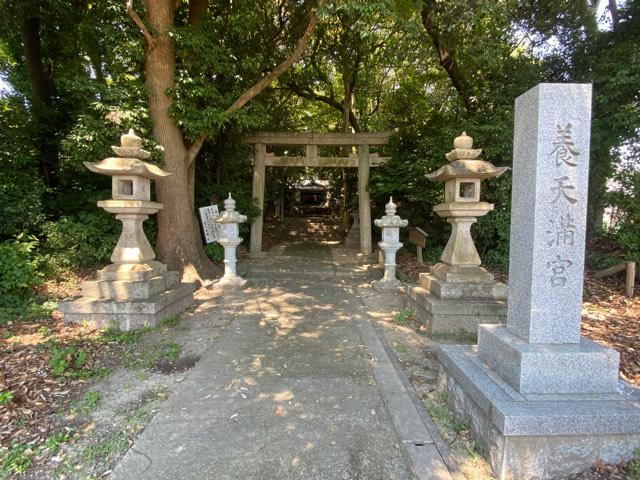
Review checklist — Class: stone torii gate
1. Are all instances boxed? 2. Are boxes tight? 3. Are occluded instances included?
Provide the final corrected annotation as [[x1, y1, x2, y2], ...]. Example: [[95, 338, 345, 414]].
[[246, 131, 393, 255]]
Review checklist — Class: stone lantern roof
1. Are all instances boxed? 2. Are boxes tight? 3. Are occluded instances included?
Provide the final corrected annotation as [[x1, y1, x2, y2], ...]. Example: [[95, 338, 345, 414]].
[[83, 129, 170, 180], [215, 193, 247, 224], [374, 197, 408, 228], [426, 132, 508, 182]]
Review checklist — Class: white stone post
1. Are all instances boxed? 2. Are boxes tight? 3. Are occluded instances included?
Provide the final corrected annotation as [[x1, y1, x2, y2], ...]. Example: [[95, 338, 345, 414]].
[[372, 198, 407, 292], [214, 194, 247, 288]]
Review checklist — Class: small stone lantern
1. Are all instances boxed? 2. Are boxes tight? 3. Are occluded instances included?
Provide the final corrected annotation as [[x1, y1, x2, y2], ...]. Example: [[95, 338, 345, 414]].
[[59, 130, 195, 330], [372, 197, 408, 292], [214, 193, 247, 288], [426, 132, 508, 279]]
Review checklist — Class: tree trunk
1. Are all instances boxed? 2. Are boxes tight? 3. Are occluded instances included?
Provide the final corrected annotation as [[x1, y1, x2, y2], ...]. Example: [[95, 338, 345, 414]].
[[143, 0, 217, 283], [21, 13, 57, 188], [421, 1, 477, 112]]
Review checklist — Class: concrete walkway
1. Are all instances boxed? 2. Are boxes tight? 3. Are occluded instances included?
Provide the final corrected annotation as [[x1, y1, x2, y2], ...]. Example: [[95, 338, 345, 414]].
[[111, 242, 453, 480]]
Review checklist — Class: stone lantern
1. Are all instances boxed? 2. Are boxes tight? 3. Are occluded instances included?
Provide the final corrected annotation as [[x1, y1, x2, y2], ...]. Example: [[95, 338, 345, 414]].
[[406, 132, 508, 333], [372, 197, 408, 292], [213, 193, 247, 288], [59, 130, 195, 330]]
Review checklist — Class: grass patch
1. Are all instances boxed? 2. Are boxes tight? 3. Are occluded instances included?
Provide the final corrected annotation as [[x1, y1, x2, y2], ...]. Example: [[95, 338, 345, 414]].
[[0, 443, 34, 476], [70, 391, 101, 415], [424, 391, 469, 436], [159, 315, 181, 328], [393, 341, 409, 354], [0, 390, 14, 405], [127, 398, 162, 428], [43, 429, 74, 452], [129, 340, 182, 370], [99, 327, 152, 345], [628, 448, 640, 478], [426, 328, 477, 344], [81, 430, 130, 464], [0, 429, 74, 477]]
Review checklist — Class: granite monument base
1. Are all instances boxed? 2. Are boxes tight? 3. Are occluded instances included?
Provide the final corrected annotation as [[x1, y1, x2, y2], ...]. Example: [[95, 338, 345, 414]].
[[406, 266, 507, 334], [60, 261, 196, 331], [438, 344, 640, 479]]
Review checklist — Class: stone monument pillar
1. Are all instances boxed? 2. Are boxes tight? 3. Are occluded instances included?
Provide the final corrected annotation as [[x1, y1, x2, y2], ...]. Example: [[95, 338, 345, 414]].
[[406, 132, 508, 333], [213, 193, 247, 289], [59, 130, 196, 331], [437, 84, 640, 479], [372, 197, 408, 292]]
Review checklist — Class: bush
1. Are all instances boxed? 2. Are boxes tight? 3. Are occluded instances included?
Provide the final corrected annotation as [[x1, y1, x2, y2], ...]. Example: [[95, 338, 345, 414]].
[[0, 237, 43, 323], [204, 243, 224, 262], [41, 212, 120, 272]]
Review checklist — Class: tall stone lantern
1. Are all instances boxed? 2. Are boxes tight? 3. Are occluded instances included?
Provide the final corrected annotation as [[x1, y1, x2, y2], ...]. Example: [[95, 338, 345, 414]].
[[59, 130, 196, 330], [372, 197, 408, 292], [213, 193, 247, 288], [406, 132, 508, 333]]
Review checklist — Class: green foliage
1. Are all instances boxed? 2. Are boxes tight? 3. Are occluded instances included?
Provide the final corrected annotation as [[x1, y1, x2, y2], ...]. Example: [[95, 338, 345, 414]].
[[48, 341, 89, 378], [0, 237, 43, 323], [43, 430, 73, 452], [71, 391, 101, 415], [204, 243, 224, 262], [0, 390, 14, 405], [609, 157, 640, 262], [628, 448, 640, 478], [99, 327, 151, 345], [41, 212, 120, 271], [394, 308, 413, 325], [0, 442, 33, 476]]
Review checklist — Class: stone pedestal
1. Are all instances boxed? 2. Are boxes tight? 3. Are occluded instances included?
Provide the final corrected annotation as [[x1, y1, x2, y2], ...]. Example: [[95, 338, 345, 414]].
[[59, 130, 195, 330], [61, 261, 195, 331], [406, 265, 507, 334], [407, 133, 507, 333], [437, 84, 640, 479]]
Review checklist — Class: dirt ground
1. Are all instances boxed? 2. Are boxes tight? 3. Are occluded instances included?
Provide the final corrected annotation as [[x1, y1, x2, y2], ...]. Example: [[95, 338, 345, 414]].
[[0, 287, 234, 479]]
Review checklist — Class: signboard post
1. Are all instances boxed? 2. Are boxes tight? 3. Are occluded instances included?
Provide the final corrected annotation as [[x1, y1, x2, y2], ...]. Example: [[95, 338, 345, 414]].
[[408, 227, 427, 265], [198, 205, 221, 243]]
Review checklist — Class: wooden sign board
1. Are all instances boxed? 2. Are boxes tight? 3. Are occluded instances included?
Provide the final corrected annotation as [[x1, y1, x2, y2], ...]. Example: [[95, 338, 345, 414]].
[[409, 227, 427, 247], [198, 205, 221, 244]]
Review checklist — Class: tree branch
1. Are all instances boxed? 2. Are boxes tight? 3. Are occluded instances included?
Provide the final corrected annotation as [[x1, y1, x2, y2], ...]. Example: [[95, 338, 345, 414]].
[[284, 81, 361, 132], [224, 7, 321, 116], [421, 0, 477, 111], [126, 0, 156, 49], [608, 0, 619, 29], [187, 4, 323, 164]]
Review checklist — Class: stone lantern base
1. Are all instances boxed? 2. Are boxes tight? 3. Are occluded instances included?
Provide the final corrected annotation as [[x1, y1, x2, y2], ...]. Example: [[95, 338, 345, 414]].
[[60, 261, 196, 331], [406, 264, 506, 334]]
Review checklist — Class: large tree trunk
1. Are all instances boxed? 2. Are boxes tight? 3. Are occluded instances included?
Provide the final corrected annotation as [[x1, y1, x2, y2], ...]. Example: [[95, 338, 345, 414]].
[[21, 13, 57, 188], [143, 0, 217, 283], [421, 1, 477, 112]]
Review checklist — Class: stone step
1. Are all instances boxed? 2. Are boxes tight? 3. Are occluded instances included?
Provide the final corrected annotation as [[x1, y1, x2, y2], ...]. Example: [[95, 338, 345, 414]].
[[82, 272, 180, 300]]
